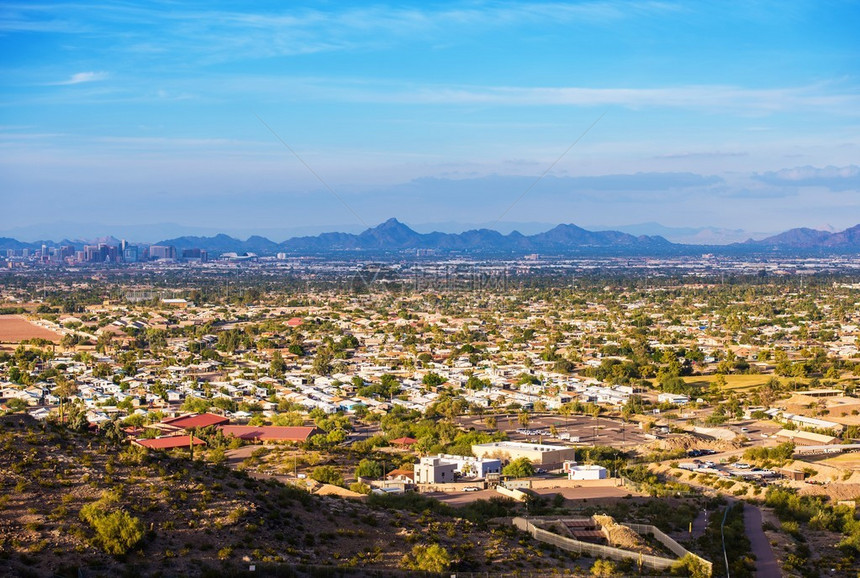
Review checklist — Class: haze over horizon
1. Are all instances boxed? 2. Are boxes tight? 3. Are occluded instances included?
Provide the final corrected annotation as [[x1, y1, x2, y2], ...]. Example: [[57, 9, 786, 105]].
[[2, 1, 859, 236]]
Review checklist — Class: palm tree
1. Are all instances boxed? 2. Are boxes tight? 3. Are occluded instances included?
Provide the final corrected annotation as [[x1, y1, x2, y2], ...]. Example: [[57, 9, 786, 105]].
[[53, 375, 78, 424]]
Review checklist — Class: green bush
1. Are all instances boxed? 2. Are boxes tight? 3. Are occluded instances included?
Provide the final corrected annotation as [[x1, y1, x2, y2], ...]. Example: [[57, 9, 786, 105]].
[[502, 457, 535, 478], [79, 494, 144, 556], [310, 465, 344, 486], [400, 543, 452, 572]]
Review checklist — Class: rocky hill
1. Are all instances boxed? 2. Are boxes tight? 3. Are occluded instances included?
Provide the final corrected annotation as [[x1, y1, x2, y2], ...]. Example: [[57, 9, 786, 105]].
[[0, 415, 568, 577]]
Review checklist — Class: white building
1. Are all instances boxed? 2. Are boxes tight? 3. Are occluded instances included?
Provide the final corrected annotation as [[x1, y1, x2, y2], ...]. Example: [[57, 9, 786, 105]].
[[563, 461, 607, 480], [472, 441, 577, 467], [657, 393, 689, 405], [413, 457, 457, 484], [434, 454, 502, 478]]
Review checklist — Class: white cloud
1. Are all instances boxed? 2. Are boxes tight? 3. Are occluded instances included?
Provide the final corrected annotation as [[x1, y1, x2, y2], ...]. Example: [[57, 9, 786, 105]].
[[54, 71, 109, 86], [320, 82, 859, 114], [754, 165, 860, 191]]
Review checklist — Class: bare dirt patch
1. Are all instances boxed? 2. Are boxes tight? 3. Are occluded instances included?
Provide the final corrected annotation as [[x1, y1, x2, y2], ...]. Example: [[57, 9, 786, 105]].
[[592, 514, 657, 554], [0, 315, 62, 343]]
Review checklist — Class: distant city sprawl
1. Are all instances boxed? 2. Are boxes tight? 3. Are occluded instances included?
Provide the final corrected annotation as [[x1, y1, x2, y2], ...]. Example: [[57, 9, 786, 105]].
[[1, 257, 859, 577]]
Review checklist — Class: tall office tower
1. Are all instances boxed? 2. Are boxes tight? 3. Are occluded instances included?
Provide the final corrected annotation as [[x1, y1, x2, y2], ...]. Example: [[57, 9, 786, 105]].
[[123, 246, 139, 263], [149, 245, 177, 260]]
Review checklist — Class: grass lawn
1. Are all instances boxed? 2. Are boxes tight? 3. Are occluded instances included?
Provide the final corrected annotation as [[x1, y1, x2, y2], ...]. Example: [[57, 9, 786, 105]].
[[682, 374, 804, 392]]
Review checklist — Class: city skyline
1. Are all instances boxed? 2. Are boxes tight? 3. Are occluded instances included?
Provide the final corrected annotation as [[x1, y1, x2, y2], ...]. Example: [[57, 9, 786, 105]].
[[2, 1, 859, 235]]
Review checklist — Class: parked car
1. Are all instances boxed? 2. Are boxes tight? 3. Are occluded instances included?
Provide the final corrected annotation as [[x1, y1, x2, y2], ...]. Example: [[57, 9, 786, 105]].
[[463, 486, 480, 492]]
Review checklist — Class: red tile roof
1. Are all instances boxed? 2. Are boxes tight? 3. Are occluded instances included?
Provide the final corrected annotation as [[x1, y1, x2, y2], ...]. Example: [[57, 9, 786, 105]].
[[287, 317, 304, 327], [386, 468, 415, 480], [134, 436, 206, 450], [219, 425, 317, 443], [161, 413, 229, 429], [390, 436, 417, 446]]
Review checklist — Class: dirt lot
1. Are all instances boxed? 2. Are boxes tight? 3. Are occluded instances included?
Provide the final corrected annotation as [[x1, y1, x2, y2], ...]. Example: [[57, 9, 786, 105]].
[[0, 315, 62, 343], [427, 483, 638, 508]]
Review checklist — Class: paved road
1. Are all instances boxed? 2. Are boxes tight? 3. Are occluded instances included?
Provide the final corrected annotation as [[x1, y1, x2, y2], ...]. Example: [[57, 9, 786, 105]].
[[744, 503, 780, 577]]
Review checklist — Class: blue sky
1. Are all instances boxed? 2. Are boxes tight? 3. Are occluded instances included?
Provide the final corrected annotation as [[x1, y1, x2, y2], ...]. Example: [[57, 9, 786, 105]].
[[1, 1, 859, 241]]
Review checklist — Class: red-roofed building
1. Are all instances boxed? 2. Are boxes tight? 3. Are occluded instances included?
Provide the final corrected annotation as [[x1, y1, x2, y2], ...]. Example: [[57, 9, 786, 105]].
[[287, 317, 304, 327], [218, 425, 318, 443], [385, 468, 415, 483], [390, 436, 417, 447], [161, 413, 229, 430], [133, 436, 206, 450]]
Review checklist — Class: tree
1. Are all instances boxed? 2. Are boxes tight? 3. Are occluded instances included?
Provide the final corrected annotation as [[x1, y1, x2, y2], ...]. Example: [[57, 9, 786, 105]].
[[93, 363, 112, 378], [100, 417, 125, 444], [54, 376, 79, 424], [518, 412, 530, 427], [484, 415, 497, 430], [355, 459, 383, 479], [311, 465, 344, 486], [422, 372, 445, 387], [312, 348, 333, 376], [4, 398, 27, 412], [400, 543, 452, 572], [270, 351, 287, 377], [502, 457, 535, 478]]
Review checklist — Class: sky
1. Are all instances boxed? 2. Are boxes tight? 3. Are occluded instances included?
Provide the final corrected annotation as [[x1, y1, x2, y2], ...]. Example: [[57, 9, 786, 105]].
[[1, 0, 859, 242]]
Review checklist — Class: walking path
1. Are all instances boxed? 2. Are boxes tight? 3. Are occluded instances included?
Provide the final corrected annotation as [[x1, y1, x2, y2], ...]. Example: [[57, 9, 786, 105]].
[[691, 508, 709, 539], [743, 503, 780, 577]]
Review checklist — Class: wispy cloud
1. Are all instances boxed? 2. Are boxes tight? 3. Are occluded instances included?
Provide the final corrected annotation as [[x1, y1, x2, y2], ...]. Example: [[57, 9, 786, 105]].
[[754, 165, 860, 191], [1, 1, 683, 61], [52, 71, 109, 86], [318, 82, 860, 114]]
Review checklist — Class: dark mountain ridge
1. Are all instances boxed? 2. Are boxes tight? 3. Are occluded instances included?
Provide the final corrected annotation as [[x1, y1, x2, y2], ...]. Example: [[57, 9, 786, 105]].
[[744, 224, 860, 249]]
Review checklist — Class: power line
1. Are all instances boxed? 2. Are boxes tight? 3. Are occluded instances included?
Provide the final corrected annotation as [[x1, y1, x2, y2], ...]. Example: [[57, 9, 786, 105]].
[[255, 114, 369, 228]]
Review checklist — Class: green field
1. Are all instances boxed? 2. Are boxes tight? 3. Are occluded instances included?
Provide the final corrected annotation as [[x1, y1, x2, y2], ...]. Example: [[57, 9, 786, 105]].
[[682, 374, 787, 392]]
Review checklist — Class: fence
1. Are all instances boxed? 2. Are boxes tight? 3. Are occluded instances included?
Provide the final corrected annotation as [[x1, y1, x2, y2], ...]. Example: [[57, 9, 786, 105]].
[[512, 517, 712, 576], [495, 485, 529, 502], [78, 564, 671, 578]]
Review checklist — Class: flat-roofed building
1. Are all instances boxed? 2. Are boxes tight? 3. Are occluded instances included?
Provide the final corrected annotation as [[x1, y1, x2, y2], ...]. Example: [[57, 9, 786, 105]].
[[472, 441, 577, 468], [417, 454, 501, 479], [566, 464, 607, 480], [414, 457, 457, 484]]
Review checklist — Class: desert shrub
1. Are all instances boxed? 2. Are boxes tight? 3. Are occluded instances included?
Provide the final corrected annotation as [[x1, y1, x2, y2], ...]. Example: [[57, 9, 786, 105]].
[[349, 482, 371, 495], [310, 465, 344, 486], [79, 493, 144, 556], [400, 543, 452, 572]]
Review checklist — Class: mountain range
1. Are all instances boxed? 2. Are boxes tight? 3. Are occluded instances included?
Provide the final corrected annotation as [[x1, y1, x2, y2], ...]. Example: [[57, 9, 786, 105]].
[[161, 218, 673, 255], [1, 219, 859, 256]]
